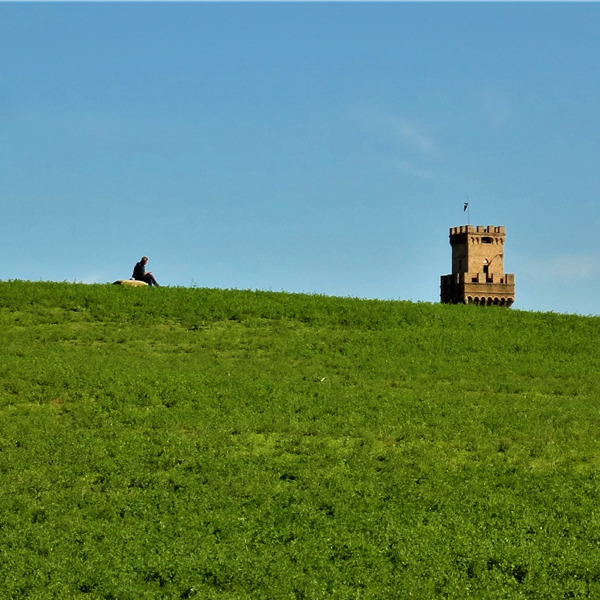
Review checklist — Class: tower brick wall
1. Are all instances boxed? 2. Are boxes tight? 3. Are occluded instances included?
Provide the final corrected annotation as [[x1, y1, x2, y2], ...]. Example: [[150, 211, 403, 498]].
[[441, 225, 515, 307]]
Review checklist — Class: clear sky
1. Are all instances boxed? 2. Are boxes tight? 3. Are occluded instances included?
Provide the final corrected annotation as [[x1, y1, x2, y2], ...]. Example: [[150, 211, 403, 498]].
[[2, 3, 600, 315]]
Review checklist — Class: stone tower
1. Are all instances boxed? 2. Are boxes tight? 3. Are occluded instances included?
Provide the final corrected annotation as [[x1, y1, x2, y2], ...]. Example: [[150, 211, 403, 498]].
[[440, 225, 515, 306]]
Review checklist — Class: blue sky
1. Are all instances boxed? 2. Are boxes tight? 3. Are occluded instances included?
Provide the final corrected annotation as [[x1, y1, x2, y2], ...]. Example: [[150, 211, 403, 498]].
[[2, 3, 600, 315]]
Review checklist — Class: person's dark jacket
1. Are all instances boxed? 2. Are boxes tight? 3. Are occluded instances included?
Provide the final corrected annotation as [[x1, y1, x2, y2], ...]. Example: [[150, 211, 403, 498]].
[[132, 262, 146, 281]]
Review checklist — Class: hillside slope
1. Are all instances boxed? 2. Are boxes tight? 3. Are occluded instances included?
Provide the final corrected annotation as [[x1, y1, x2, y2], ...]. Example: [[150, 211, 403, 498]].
[[1, 281, 600, 599]]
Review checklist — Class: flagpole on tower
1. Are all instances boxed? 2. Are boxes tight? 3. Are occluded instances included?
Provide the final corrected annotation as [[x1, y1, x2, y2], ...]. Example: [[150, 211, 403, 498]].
[[464, 199, 470, 225]]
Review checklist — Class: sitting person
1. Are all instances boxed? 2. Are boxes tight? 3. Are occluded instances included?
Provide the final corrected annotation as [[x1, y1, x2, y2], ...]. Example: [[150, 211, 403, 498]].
[[132, 256, 159, 286]]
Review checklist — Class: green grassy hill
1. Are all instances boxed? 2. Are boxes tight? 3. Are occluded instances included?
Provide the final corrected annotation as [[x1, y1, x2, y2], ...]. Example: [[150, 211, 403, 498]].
[[1, 280, 600, 599]]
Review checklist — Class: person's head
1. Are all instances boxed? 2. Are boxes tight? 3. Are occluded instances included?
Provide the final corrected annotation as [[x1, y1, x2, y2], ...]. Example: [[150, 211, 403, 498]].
[[141, 256, 148, 264]]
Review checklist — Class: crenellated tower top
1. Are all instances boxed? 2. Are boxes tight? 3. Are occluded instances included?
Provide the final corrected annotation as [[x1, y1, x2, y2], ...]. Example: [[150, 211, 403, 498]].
[[449, 225, 505, 236]]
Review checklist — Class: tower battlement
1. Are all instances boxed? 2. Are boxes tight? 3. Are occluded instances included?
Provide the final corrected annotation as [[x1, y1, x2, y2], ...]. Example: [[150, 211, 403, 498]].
[[449, 225, 505, 236], [441, 224, 515, 307]]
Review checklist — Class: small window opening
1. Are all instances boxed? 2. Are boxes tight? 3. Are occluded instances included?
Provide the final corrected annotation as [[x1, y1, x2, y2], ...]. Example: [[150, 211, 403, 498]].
[[481, 237, 493, 244], [483, 260, 491, 282]]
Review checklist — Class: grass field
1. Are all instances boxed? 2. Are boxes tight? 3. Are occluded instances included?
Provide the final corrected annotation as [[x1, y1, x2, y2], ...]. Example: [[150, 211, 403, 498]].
[[1, 280, 600, 599]]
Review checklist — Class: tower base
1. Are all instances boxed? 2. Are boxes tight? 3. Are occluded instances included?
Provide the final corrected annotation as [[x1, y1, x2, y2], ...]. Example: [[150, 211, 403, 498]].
[[440, 273, 515, 307]]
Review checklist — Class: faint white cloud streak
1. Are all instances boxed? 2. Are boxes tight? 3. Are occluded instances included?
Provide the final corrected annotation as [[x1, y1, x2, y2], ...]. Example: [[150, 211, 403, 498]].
[[395, 159, 435, 180], [550, 254, 600, 280], [526, 253, 600, 282], [388, 118, 437, 156], [348, 107, 439, 179]]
